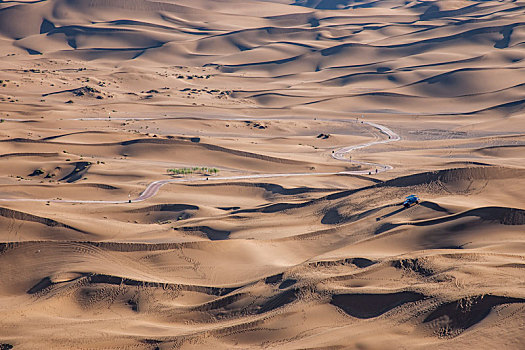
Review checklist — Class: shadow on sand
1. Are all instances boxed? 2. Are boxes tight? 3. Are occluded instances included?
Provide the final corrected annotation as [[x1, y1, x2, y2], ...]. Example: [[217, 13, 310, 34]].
[[376, 206, 406, 221]]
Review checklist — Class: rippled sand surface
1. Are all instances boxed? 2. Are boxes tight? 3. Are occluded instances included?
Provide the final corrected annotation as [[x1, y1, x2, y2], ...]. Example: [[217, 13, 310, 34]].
[[0, 0, 524, 349]]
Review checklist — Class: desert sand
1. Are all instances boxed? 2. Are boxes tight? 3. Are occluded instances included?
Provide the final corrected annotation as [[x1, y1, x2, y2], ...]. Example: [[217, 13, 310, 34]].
[[0, 0, 525, 349]]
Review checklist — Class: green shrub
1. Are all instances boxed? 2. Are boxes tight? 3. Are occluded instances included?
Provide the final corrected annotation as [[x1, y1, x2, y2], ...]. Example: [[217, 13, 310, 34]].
[[167, 167, 219, 175]]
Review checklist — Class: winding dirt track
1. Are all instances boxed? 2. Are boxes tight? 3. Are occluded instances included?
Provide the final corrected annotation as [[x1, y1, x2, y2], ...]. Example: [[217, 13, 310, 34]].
[[0, 120, 400, 204]]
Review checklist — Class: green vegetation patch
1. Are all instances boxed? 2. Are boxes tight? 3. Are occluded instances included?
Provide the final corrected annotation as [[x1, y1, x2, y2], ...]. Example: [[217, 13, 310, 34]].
[[168, 167, 219, 175]]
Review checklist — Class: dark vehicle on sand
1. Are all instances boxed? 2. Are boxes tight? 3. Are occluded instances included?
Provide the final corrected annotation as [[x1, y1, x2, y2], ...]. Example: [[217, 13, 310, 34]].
[[403, 195, 419, 208]]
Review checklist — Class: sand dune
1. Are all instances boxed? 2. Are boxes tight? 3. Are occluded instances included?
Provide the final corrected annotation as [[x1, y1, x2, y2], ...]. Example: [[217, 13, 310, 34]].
[[1, 0, 525, 349]]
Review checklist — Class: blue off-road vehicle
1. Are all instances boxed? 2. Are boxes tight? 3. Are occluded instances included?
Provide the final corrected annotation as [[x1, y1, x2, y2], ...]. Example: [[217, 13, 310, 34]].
[[403, 195, 420, 208]]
